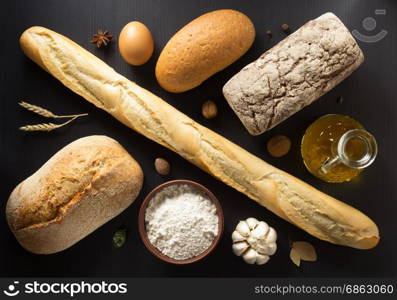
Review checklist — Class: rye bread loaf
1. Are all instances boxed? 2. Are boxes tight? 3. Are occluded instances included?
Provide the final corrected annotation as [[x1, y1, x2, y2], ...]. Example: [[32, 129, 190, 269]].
[[156, 9, 255, 93], [223, 12, 364, 135], [6, 136, 143, 254]]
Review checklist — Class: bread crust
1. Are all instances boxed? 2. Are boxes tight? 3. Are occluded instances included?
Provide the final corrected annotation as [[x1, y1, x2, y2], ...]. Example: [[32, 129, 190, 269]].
[[223, 13, 364, 135], [155, 9, 255, 93], [19, 26, 379, 249], [6, 136, 143, 254]]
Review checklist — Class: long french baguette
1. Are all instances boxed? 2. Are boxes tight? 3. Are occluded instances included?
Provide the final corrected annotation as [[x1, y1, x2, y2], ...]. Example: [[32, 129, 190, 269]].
[[19, 26, 379, 249]]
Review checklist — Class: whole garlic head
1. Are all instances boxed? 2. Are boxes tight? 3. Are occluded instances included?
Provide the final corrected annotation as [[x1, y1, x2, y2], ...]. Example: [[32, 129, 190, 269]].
[[232, 218, 277, 265]]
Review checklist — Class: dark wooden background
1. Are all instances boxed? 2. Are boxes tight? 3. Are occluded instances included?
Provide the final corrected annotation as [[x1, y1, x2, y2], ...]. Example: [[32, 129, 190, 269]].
[[1, 0, 396, 277]]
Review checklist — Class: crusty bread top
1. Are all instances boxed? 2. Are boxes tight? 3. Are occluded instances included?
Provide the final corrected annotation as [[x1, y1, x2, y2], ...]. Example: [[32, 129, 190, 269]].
[[7, 136, 142, 231], [19, 26, 379, 249], [223, 12, 364, 135], [155, 9, 255, 93]]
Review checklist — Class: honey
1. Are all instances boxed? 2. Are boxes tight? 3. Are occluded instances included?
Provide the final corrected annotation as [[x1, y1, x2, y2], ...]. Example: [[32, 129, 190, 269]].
[[301, 114, 377, 183]]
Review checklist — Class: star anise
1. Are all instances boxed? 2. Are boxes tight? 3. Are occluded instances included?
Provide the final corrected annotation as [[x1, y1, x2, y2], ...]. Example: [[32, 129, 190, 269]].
[[90, 30, 113, 48]]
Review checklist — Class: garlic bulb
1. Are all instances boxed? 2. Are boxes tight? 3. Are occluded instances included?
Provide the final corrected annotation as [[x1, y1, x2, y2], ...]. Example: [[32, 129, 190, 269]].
[[232, 218, 277, 265]]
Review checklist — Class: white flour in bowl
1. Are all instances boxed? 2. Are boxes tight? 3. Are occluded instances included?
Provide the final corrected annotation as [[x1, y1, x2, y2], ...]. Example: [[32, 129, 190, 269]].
[[145, 184, 219, 260]]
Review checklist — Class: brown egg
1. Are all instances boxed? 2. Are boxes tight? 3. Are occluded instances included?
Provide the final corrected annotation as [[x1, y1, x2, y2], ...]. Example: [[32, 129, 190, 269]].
[[118, 21, 154, 66]]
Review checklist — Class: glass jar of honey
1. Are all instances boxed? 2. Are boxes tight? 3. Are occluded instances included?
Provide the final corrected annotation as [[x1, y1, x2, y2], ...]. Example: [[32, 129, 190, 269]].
[[301, 114, 378, 183]]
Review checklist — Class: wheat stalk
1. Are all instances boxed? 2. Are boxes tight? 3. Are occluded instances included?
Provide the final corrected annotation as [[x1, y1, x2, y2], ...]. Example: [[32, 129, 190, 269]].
[[20, 116, 78, 132], [19, 101, 88, 119]]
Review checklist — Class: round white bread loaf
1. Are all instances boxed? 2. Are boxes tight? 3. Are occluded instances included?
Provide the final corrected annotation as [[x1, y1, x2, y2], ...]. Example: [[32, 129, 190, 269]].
[[155, 9, 255, 93], [6, 135, 143, 254]]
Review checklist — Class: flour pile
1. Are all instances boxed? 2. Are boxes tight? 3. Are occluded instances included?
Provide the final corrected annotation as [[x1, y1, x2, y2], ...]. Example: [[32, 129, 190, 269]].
[[145, 184, 219, 260]]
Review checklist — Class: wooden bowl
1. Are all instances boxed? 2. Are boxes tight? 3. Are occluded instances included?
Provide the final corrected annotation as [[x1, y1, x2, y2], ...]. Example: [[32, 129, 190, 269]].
[[138, 179, 224, 265]]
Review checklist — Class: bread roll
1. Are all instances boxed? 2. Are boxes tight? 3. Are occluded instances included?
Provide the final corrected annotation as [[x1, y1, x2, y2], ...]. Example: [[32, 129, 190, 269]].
[[6, 136, 143, 254], [155, 9, 255, 93], [223, 13, 364, 135], [19, 26, 379, 249]]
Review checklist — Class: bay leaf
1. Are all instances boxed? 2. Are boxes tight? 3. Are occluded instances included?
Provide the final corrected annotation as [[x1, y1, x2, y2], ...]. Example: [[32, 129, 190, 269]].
[[290, 247, 301, 266], [292, 241, 317, 262]]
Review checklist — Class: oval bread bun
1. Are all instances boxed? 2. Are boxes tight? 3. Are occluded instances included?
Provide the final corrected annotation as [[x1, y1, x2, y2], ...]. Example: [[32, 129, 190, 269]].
[[155, 9, 255, 93]]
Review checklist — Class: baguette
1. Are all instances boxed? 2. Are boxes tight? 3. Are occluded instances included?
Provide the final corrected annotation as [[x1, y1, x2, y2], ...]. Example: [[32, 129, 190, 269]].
[[19, 26, 379, 249], [6, 136, 144, 254]]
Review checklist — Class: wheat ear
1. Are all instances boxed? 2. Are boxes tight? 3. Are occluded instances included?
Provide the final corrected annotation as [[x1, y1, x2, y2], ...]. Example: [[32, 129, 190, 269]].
[[20, 116, 79, 132], [19, 101, 88, 119]]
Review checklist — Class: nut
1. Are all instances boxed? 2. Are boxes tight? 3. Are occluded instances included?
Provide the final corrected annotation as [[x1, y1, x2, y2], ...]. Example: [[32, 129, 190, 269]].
[[281, 23, 290, 33], [202, 100, 218, 119], [267, 135, 291, 157], [154, 158, 170, 175]]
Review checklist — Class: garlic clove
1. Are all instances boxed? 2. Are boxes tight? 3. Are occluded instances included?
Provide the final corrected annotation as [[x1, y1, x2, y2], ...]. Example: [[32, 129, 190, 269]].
[[242, 248, 258, 264], [254, 240, 271, 255], [246, 217, 259, 230], [246, 236, 258, 249], [251, 221, 269, 239], [232, 241, 249, 256], [256, 253, 270, 265], [267, 242, 277, 256], [236, 221, 251, 237], [232, 230, 246, 243], [265, 227, 277, 243]]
